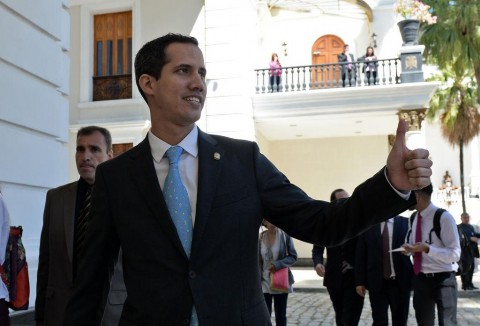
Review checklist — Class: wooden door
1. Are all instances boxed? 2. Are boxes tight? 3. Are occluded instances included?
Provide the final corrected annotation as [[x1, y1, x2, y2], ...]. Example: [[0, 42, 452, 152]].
[[112, 143, 133, 157], [311, 35, 344, 88]]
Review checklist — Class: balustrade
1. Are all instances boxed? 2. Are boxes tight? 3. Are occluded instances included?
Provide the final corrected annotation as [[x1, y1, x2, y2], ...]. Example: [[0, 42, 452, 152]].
[[255, 58, 401, 94]]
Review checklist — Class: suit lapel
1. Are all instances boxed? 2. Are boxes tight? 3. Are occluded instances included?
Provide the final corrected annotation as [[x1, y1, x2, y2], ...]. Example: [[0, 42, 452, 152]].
[[129, 138, 188, 259], [191, 131, 223, 258], [64, 182, 77, 263], [375, 223, 382, 249]]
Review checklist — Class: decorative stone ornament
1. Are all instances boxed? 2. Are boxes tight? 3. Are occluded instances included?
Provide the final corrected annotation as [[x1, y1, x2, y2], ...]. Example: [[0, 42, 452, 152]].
[[398, 19, 421, 46]]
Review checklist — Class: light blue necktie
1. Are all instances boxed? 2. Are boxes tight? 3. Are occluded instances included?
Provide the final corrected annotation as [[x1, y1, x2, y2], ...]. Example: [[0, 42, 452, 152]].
[[164, 146, 198, 325]]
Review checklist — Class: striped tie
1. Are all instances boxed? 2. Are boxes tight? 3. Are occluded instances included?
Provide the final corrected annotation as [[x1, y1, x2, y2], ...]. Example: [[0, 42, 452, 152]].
[[74, 186, 92, 269], [164, 146, 198, 325]]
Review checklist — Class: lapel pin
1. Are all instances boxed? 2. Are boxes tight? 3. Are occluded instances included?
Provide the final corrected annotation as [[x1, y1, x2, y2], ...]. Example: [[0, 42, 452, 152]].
[[213, 152, 221, 160]]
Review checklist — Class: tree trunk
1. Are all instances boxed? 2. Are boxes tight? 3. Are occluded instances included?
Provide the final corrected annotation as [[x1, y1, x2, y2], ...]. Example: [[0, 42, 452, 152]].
[[460, 138, 466, 213]]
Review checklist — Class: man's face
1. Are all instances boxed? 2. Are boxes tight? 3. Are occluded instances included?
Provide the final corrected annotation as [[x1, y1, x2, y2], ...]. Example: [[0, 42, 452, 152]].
[[75, 131, 113, 185], [147, 42, 207, 128], [461, 214, 470, 225], [335, 190, 349, 200]]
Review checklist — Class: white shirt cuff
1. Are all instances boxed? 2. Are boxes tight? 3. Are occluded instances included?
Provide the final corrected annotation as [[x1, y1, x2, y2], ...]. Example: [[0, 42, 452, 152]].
[[384, 167, 411, 200]]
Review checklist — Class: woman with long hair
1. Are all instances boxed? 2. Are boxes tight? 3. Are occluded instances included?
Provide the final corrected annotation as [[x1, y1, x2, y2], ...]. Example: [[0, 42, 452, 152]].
[[259, 220, 297, 326], [363, 46, 377, 85], [269, 53, 282, 92]]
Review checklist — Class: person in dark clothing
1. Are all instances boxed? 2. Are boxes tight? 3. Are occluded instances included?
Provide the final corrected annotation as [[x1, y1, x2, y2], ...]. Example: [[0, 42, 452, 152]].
[[312, 189, 364, 326], [458, 212, 480, 290], [355, 216, 413, 326]]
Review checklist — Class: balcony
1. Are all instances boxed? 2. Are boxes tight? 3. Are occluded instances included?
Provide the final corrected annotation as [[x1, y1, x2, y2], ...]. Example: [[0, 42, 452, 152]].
[[251, 58, 440, 140], [254, 58, 401, 94]]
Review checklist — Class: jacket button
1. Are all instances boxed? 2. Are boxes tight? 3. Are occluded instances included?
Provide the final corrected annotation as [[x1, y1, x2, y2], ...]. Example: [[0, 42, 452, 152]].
[[189, 270, 196, 279], [183, 318, 190, 325]]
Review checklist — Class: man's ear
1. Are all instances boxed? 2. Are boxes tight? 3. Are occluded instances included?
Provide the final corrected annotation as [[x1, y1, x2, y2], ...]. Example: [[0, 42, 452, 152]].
[[138, 74, 155, 97]]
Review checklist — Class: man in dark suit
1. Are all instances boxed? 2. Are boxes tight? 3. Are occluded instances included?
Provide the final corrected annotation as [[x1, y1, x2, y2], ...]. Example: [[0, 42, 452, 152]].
[[338, 44, 356, 87], [35, 126, 126, 326], [312, 189, 364, 326], [458, 212, 480, 290], [63, 33, 432, 326], [355, 216, 413, 326]]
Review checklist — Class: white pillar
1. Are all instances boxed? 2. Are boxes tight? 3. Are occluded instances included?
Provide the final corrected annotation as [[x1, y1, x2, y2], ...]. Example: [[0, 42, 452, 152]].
[[406, 130, 425, 150]]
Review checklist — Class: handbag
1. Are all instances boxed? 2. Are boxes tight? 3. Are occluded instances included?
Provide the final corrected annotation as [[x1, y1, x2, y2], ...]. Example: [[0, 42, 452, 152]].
[[270, 267, 289, 293], [2, 226, 30, 310]]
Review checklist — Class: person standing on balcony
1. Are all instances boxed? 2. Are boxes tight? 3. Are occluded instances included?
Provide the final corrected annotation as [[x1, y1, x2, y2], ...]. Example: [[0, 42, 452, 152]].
[[269, 52, 282, 92], [312, 189, 364, 326], [338, 44, 356, 87], [63, 33, 433, 326], [360, 46, 377, 86]]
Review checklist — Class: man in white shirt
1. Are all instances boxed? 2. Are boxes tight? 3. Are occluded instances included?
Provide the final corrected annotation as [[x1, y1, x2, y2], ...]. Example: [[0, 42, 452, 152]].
[[403, 184, 460, 326]]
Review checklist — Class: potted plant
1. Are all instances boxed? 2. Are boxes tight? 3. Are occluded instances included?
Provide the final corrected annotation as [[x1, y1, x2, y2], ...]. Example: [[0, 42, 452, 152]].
[[394, 0, 437, 45]]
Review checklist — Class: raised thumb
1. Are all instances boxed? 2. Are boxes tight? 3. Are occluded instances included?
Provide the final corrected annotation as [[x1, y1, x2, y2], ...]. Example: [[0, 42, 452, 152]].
[[393, 119, 407, 149]]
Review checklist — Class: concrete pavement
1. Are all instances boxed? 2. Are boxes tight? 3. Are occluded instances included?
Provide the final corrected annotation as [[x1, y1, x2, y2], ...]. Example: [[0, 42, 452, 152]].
[[10, 267, 480, 325]]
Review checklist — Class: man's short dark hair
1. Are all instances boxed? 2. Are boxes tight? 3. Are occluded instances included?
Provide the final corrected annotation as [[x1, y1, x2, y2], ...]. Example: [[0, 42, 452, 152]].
[[134, 33, 199, 102], [415, 183, 433, 197], [330, 188, 346, 202], [77, 126, 112, 151]]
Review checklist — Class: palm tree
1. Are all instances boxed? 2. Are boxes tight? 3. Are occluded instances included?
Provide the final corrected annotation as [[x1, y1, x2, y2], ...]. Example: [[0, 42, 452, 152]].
[[427, 68, 480, 212]]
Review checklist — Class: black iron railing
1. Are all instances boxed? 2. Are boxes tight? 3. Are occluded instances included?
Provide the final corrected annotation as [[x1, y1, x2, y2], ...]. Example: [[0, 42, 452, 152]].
[[254, 58, 401, 94]]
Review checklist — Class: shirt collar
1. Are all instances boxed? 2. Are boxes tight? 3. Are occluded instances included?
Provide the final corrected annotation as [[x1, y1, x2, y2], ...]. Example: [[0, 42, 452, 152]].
[[148, 126, 199, 162], [419, 202, 436, 218]]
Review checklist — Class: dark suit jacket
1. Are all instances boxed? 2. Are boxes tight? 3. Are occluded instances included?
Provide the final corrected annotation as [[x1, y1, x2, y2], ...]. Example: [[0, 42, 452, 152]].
[[337, 53, 356, 73], [64, 130, 415, 326], [312, 238, 358, 289], [355, 216, 413, 291], [36, 181, 126, 326]]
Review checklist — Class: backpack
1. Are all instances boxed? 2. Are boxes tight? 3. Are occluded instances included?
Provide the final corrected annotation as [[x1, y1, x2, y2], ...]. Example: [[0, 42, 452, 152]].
[[407, 209, 470, 276], [1, 226, 30, 310]]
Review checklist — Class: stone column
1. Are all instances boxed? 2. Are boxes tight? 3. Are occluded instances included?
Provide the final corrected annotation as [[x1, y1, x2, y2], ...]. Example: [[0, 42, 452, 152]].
[[398, 109, 426, 149], [399, 45, 425, 83]]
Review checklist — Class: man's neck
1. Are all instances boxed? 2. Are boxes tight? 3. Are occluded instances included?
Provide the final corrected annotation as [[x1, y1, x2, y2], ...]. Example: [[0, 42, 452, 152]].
[[416, 200, 430, 213], [151, 124, 195, 145]]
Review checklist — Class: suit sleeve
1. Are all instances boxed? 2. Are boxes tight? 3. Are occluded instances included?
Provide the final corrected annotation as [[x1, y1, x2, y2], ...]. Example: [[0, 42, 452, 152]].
[[354, 233, 367, 287], [312, 245, 325, 267], [35, 191, 52, 322], [255, 142, 415, 247], [63, 166, 120, 325], [273, 233, 297, 270]]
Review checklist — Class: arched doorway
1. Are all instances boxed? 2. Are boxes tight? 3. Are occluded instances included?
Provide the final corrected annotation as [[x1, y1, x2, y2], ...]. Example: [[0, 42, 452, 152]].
[[311, 35, 344, 88]]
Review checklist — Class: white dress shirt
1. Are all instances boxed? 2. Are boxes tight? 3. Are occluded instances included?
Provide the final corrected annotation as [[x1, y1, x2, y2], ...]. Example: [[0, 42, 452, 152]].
[[148, 127, 199, 225], [0, 193, 11, 301], [406, 203, 461, 273]]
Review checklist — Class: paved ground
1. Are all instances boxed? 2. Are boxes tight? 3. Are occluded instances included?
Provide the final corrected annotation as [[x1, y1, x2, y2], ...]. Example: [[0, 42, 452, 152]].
[[10, 267, 480, 325]]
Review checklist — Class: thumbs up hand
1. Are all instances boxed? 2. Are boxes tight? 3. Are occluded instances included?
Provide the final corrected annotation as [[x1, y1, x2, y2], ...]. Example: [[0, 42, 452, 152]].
[[386, 119, 432, 191]]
